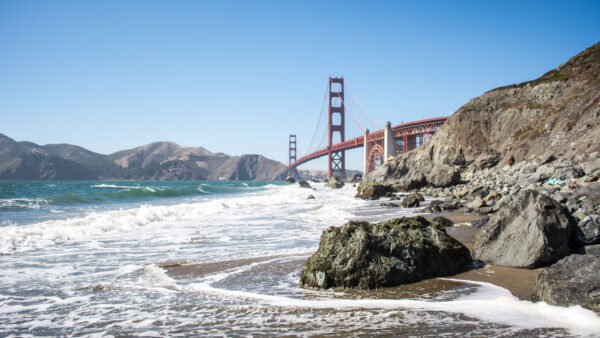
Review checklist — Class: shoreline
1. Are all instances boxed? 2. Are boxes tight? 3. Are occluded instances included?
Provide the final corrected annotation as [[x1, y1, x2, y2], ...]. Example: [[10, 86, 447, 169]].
[[437, 214, 543, 300]]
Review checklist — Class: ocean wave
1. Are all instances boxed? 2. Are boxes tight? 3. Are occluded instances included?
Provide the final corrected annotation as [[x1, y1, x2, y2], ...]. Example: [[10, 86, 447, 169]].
[[0, 184, 294, 255], [0, 198, 50, 211]]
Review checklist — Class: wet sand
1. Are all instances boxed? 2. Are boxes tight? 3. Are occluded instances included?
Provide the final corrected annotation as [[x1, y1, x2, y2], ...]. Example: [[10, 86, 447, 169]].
[[437, 213, 543, 300], [162, 212, 542, 302]]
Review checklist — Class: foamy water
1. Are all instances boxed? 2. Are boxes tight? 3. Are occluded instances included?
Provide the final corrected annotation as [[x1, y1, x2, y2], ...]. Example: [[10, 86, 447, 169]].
[[0, 181, 598, 336]]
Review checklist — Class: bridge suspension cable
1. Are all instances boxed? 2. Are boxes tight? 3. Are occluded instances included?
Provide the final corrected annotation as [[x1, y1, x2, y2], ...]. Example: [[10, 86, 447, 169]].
[[345, 81, 381, 130], [302, 84, 329, 158], [335, 92, 365, 133]]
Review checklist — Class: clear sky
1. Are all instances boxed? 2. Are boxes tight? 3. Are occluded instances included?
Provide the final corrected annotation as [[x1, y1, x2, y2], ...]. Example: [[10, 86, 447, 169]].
[[1, 0, 599, 171]]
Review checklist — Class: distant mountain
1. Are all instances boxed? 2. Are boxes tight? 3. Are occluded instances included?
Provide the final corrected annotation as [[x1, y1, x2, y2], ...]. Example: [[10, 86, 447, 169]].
[[0, 134, 288, 181], [297, 169, 363, 181]]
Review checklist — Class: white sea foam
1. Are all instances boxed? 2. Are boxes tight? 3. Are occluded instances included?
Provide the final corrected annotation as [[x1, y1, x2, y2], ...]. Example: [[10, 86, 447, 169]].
[[0, 198, 49, 210], [0, 183, 360, 255], [143, 264, 600, 337], [92, 184, 134, 189]]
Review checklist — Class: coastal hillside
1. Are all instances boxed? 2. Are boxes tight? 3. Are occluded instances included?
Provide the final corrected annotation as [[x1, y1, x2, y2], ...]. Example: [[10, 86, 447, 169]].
[[368, 41, 600, 184], [0, 134, 288, 181]]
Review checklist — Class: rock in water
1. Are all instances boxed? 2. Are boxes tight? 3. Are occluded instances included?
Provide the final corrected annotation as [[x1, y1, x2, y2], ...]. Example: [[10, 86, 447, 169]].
[[299, 217, 473, 290], [355, 182, 395, 200], [298, 180, 311, 189], [402, 192, 423, 208], [325, 175, 345, 189], [348, 173, 362, 183], [285, 176, 295, 183], [473, 189, 576, 268], [532, 250, 600, 313]]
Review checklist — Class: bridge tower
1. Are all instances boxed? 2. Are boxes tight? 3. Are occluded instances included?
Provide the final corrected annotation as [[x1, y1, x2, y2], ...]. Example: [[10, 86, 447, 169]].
[[288, 134, 296, 177], [328, 77, 346, 179]]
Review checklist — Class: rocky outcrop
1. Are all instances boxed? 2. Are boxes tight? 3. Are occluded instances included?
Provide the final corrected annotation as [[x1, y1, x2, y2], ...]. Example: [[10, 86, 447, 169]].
[[473, 189, 576, 268], [299, 217, 473, 289], [532, 249, 600, 313], [425, 165, 461, 188], [366, 42, 600, 187], [298, 180, 311, 188], [325, 175, 345, 189]]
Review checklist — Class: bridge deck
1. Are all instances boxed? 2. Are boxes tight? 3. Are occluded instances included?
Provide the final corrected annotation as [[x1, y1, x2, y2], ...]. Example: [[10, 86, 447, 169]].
[[290, 116, 449, 168]]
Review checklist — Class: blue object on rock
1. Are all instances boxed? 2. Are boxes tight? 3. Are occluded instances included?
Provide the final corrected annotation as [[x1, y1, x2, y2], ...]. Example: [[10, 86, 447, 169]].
[[547, 178, 565, 185]]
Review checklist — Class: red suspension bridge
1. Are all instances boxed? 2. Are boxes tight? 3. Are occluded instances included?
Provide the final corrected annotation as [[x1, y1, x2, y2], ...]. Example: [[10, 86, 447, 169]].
[[288, 77, 449, 178]]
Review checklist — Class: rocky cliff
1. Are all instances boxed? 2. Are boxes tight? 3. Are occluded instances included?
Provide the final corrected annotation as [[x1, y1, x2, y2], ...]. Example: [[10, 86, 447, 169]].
[[368, 42, 600, 185], [0, 134, 288, 181]]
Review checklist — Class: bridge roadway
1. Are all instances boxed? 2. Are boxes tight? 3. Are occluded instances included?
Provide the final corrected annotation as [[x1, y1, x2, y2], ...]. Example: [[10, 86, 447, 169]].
[[290, 116, 449, 173]]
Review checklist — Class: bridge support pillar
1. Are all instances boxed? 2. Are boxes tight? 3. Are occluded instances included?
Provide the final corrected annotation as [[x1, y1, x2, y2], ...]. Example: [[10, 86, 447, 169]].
[[384, 121, 397, 162], [288, 134, 296, 178], [328, 77, 346, 179], [363, 129, 369, 177]]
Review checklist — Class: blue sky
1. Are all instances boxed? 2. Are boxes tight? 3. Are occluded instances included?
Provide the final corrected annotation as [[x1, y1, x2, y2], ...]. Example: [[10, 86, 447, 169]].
[[1, 1, 599, 170]]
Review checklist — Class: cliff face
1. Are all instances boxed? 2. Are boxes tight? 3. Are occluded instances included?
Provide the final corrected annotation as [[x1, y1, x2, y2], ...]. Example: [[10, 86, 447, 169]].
[[368, 42, 600, 184], [0, 134, 289, 181]]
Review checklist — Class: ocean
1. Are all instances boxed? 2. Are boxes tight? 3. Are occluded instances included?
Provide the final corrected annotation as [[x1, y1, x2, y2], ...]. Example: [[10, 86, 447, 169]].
[[0, 180, 598, 336]]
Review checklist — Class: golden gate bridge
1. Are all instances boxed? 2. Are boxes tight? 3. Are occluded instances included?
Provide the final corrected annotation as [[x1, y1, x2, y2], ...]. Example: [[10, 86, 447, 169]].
[[289, 77, 448, 178]]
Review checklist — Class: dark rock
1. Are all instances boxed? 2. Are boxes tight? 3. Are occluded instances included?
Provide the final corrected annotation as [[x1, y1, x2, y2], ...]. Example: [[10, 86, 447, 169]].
[[575, 244, 600, 255], [442, 201, 461, 210], [475, 206, 494, 215], [285, 176, 296, 183], [432, 216, 454, 228], [540, 155, 557, 165], [347, 173, 362, 183], [299, 217, 473, 289], [426, 165, 461, 187], [423, 204, 442, 213], [380, 202, 399, 208], [473, 189, 576, 268], [532, 250, 600, 313], [423, 200, 444, 213], [402, 192, 423, 208], [471, 216, 490, 229], [298, 180, 311, 189], [325, 175, 344, 189], [390, 195, 400, 201], [574, 215, 600, 246], [355, 182, 395, 200], [307, 195, 316, 200]]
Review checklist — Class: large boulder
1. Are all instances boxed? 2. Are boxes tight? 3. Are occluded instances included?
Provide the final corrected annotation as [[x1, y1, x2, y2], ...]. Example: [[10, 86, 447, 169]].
[[355, 182, 395, 200], [325, 175, 345, 189], [299, 217, 473, 290], [532, 249, 600, 313], [285, 176, 295, 183], [473, 189, 576, 268], [425, 165, 461, 188]]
